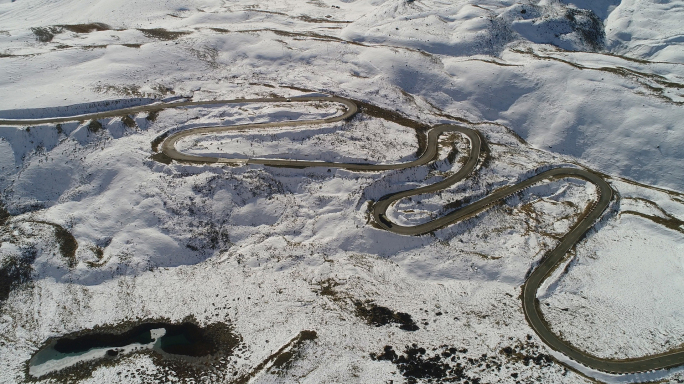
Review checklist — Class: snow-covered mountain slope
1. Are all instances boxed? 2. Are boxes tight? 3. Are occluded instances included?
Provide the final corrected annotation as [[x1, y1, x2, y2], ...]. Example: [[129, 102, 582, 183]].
[[0, 0, 682, 189], [0, 0, 683, 383], [604, 0, 684, 62]]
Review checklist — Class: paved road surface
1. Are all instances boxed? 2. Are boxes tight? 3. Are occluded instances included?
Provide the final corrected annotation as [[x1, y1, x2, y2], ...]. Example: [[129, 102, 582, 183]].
[[3, 96, 682, 375]]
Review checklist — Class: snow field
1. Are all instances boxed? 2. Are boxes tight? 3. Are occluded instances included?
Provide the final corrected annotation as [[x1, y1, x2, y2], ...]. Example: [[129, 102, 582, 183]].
[[0, 0, 683, 382]]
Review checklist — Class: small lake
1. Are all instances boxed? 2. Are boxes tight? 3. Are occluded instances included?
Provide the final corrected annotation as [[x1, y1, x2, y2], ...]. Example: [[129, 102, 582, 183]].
[[29, 322, 231, 378]]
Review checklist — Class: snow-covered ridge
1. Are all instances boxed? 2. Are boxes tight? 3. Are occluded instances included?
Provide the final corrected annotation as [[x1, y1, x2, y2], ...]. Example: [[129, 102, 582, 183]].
[[0, 1, 682, 189], [0, 98, 158, 120], [0, 0, 683, 383]]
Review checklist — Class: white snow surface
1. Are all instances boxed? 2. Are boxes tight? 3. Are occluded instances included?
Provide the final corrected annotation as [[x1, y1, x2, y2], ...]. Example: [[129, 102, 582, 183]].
[[541, 213, 684, 359], [0, 0, 683, 383]]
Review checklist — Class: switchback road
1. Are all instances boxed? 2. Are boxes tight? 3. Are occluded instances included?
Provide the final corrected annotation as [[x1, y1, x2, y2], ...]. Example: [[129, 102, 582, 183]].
[[2, 95, 682, 376]]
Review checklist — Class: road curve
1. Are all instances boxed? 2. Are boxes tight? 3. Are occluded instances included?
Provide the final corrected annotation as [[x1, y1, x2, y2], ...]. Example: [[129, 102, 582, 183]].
[[2, 96, 682, 376], [0, 96, 352, 126]]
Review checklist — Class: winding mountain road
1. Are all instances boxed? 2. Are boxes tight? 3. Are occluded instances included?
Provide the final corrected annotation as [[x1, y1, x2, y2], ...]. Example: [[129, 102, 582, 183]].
[[3, 95, 682, 376]]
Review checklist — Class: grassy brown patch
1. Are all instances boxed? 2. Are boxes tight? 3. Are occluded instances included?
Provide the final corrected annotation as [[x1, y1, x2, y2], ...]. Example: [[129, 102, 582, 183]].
[[87, 120, 102, 133], [60, 23, 110, 33], [622, 210, 684, 234], [354, 300, 419, 331], [31, 27, 63, 42], [54, 225, 78, 267], [317, 278, 342, 300], [146, 110, 160, 122], [121, 115, 137, 129], [0, 248, 36, 302], [139, 28, 191, 41], [81, 44, 107, 50], [94, 84, 143, 97], [150, 153, 172, 164], [297, 15, 351, 24], [24, 220, 79, 267], [0, 204, 10, 226], [151, 131, 169, 152]]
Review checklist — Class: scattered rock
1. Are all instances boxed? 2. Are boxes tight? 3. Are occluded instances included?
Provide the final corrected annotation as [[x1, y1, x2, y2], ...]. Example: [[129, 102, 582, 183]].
[[354, 301, 419, 331]]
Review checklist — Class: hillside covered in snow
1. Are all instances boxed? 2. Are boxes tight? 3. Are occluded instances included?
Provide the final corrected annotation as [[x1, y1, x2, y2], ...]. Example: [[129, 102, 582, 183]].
[[0, 0, 683, 383]]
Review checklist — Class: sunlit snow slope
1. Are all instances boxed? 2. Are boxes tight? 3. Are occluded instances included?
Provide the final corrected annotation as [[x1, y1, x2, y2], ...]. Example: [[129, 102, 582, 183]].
[[0, 0, 682, 188], [0, 0, 683, 383]]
